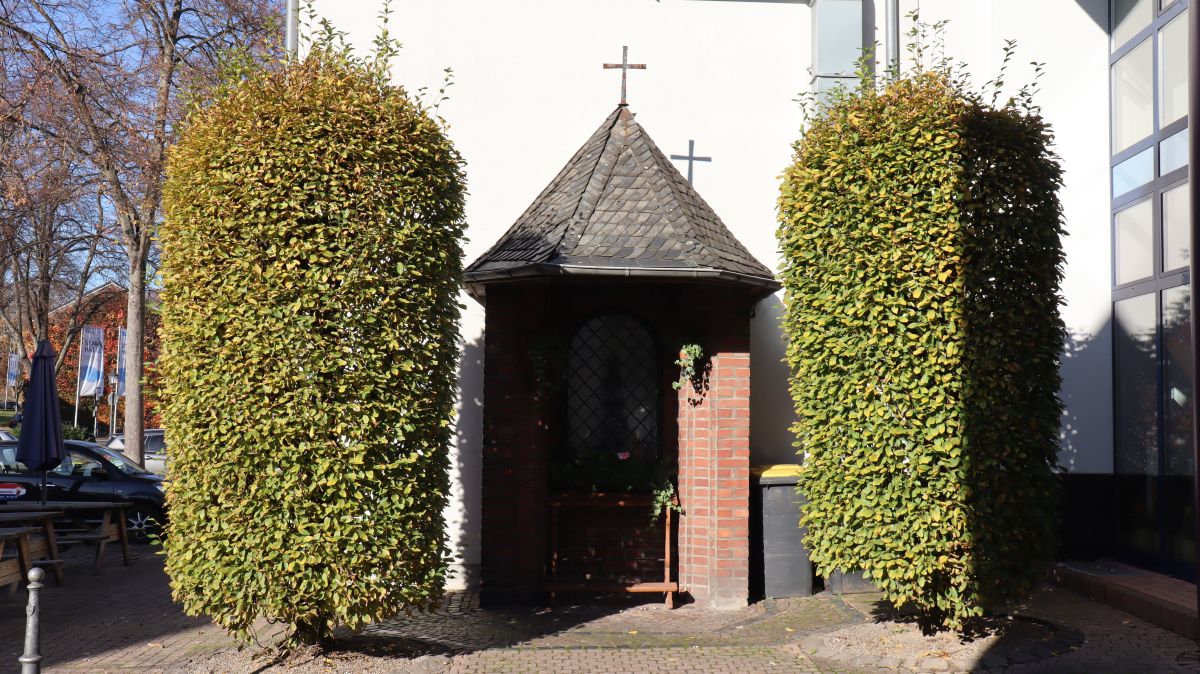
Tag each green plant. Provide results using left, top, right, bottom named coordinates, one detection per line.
left=672, top=344, right=703, bottom=391
left=777, top=40, right=1063, bottom=629
left=158, top=38, right=466, bottom=648
left=649, top=482, right=682, bottom=525
left=61, top=424, right=89, bottom=441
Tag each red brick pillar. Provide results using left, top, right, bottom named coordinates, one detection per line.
left=678, top=351, right=751, bottom=608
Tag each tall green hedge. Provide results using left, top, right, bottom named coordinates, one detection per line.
left=160, top=51, right=466, bottom=645
left=777, top=71, right=1064, bottom=628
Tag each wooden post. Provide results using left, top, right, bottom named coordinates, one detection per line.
left=664, top=500, right=674, bottom=609
left=549, top=503, right=559, bottom=606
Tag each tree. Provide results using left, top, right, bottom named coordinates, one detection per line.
left=0, top=62, right=119, bottom=385
left=160, top=45, right=467, bottom=647
left=777, top=59, right=1064, bottom=629
left=0, top=0, right=280, bottom=463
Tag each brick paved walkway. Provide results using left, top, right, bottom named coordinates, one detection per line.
left=0, top=544, right=241, bottom=674
left=1, top=547, right=1198, bottom=673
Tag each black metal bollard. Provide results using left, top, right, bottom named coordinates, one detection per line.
left=19, top=567, right=43, bottom=674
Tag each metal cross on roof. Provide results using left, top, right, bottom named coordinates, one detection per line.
left=603, top=46, right=646, bottom=106
left=670, top=140, right=712, bottom=186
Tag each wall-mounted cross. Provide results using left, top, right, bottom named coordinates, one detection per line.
left=603, top=46, right=646, bottom=106
left=670, top=140, right=712, bottom=186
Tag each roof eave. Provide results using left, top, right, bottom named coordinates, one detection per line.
left=464, top=263, right=780, bottom=302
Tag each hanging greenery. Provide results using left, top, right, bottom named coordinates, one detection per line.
left=777, top=41, right=1064, bottom=629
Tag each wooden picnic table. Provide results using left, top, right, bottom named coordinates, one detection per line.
left=0, top=501, right=132, bottom=575
left=0, top=526, right=38, bottom=593
left=0, top=510, right=64, bottom=584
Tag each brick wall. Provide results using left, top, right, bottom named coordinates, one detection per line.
left=479, top=286, right=551, bottom=601
left=678, top=348, right=752, bottom=608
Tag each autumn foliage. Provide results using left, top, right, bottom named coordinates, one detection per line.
left=45, top=286, right=161, bottom=428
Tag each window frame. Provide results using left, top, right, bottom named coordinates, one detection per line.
left=1110, top=0, right=1193, bottom=573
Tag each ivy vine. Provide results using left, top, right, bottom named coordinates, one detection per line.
left=673, top=343, right=704, bottom=391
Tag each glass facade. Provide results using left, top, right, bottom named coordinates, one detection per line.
left=1111, top=0, right=1193, bottom=573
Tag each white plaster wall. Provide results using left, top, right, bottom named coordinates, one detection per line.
left=308, top=0, right=1115, bottom=588
left=879, top=0, right=1114, bottom=474
left=311, top=0, right=813, bottom=589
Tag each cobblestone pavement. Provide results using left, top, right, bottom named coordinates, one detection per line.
left=1, top=547, right=1198, bottom=673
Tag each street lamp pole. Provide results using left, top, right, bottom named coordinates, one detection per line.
left=285, top=0, right=299, bottom=59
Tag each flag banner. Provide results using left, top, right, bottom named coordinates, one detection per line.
left=78, top=326, right=105, bottom=398
left=5, top=354, right=17, bottom=388
left=116, top=328, right=127, bottom=398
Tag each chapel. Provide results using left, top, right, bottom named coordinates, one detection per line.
left=465, top=104, right=778, bottom=608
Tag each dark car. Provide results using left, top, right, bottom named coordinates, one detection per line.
left=0, top=439, right=165, bottom=541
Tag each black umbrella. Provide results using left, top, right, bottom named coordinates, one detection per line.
left=15, top=341, right=65, bottom=505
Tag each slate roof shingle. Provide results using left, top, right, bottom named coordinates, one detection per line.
left=465, top=106, right=779, bottom=297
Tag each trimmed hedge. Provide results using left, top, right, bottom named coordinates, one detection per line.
left=159, top=51, right=466, bottom=645
left=777, top=71, right=1064, bottom=628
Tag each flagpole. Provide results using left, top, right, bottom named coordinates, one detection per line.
left=74, top=337, right=83, bottom=428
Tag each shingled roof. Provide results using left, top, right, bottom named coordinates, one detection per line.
left=465, top=106, right=779, bottom=298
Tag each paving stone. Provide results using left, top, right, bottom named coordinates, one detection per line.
left=2, top=552, right=1198, bottom=674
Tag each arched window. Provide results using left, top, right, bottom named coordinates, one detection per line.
left=566, top=314, right=659, bottom=460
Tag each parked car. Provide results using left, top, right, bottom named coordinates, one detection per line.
left=106, top=429, right=167, bottom=475
left=0, top=439, right=166, bottom=541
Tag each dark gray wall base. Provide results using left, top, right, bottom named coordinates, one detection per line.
left=826, top=569, right=877, bottom=595
left=1058, top=473, right=1116, bottom=559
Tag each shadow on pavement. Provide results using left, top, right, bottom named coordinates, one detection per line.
left=0, top=543, right=232, bottom=673
left=330, top=592, right=665, bottom=657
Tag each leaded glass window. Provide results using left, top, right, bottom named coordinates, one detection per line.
left=566, top=314, right=659, bottom=460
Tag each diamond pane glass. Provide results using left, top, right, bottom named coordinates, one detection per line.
left=566, top=315, right=659, bottom=459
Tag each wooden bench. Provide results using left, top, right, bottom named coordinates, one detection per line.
left=0, top=510, right=64, bottom=584
left=2, top=502, right=131, bottom=576
left=0, top=527, right=38, bottom=594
